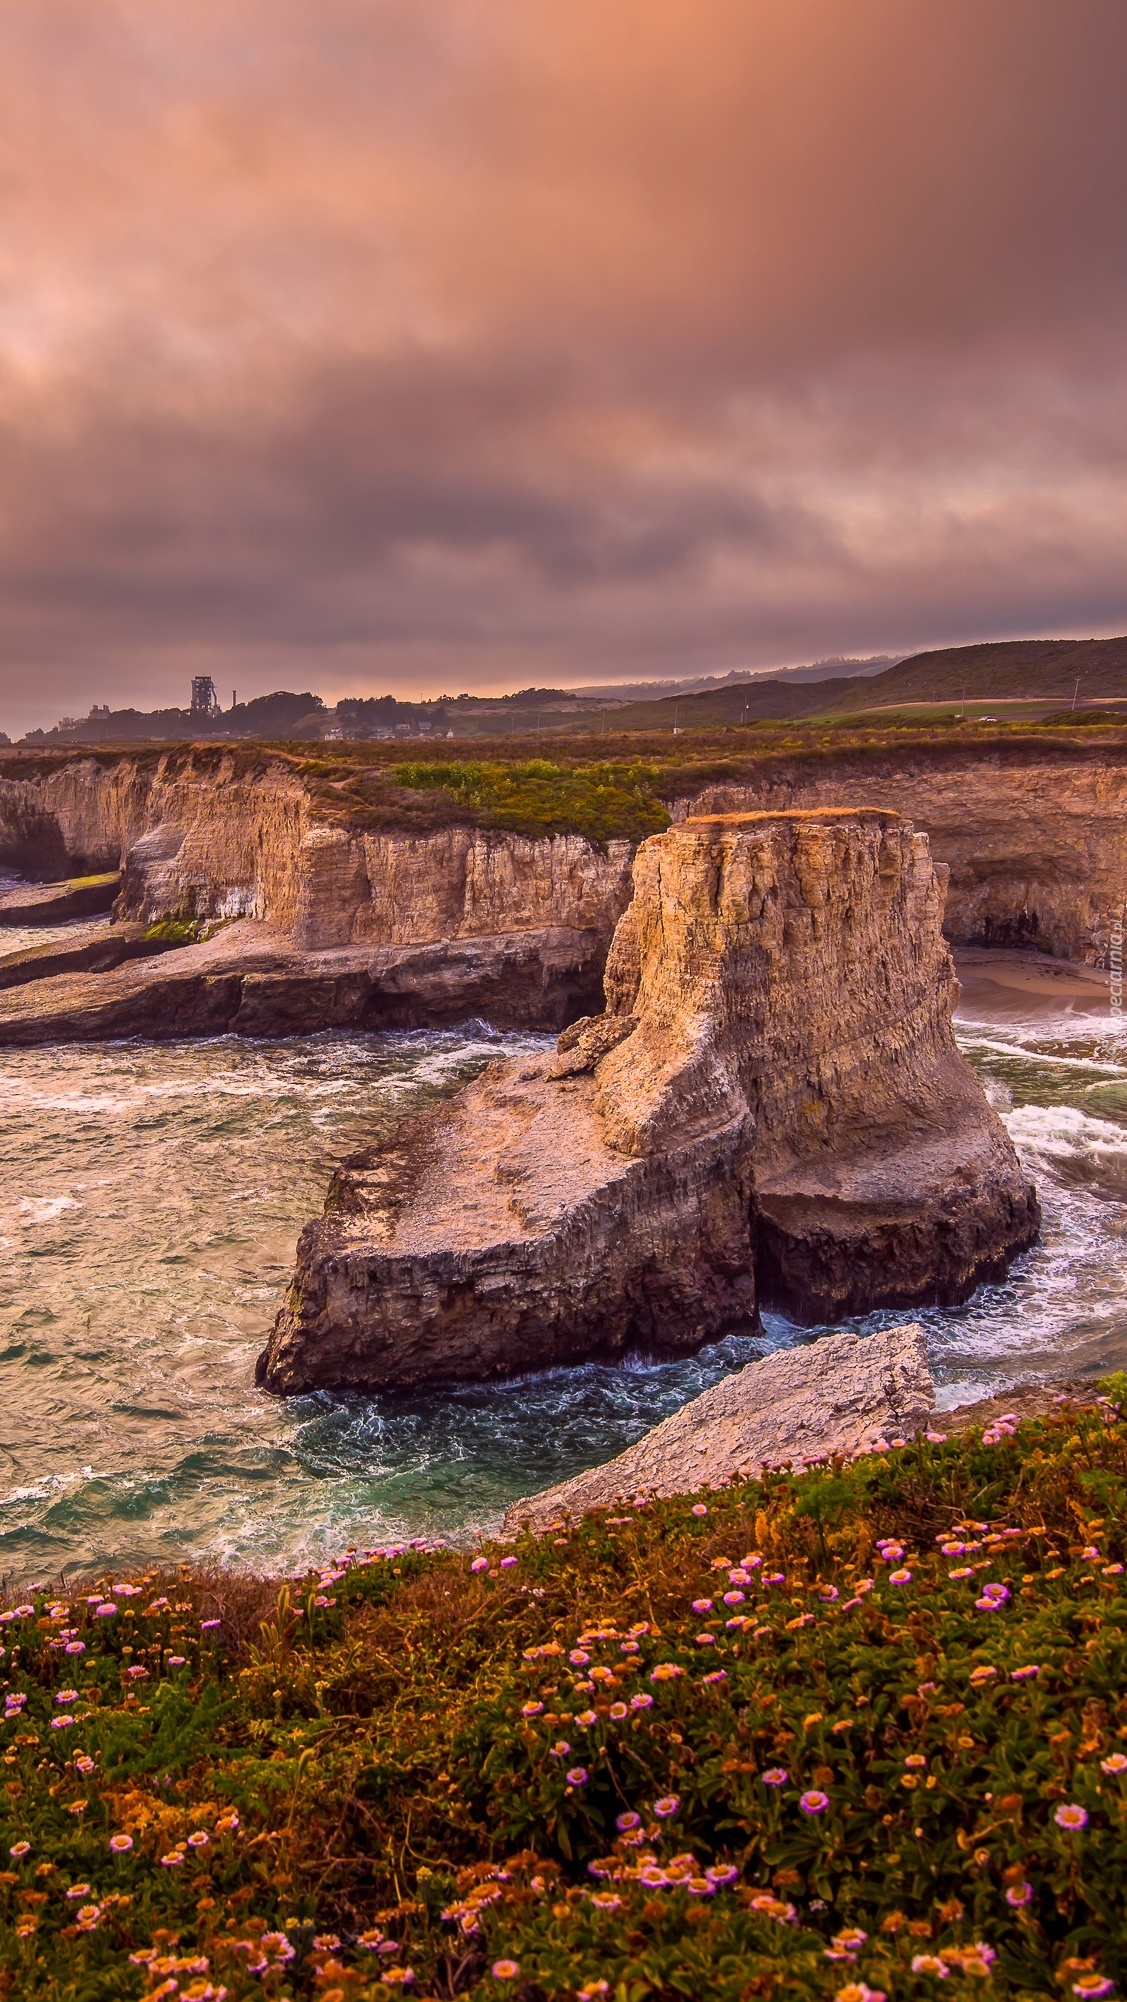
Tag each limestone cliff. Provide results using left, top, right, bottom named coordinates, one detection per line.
left=257, top=809, right=1038, bottom=1395
left=677, top=743, right=1127, bottom=961
left=6, top=741, right=1127, bottom=973
left=0, top=753, right=633, bottom=954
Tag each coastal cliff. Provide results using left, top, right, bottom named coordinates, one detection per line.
left=0, top=751, right=634, bottom=951
left=677, top=743, right=1127, bottom=960
left=257, top=808, right=1038, bottom=1394
left=4, top=740, right=1127, bottom=972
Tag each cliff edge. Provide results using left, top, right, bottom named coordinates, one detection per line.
left=257, top=809, right=1039, bottom=1394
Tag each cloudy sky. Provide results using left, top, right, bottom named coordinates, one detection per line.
left=1, top=0, right=1126, bottom=735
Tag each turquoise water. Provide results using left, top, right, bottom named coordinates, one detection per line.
left=1, top=965, right=1126, bottom=1583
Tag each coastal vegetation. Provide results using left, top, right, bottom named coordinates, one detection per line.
left=2, top=1396, right=1126, bottom=2000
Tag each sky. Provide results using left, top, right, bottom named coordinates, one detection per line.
left=2, top=0, right=1127, bottom=737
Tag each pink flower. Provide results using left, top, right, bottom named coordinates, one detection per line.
left=629, top=1692, right=653, bottom=1710
left=521, top=1701, right=543, bottom=1717
left=50, top=1716, right=75, bottom=1730
left=492, top=1959, right=520, bottom=1979
left=64, top=1641, right=85, bottom=1655
left=1071, top=1977, right=1114, bottom=1998
left=570, top=1649, right=590, bottom=1665
left=1101, top=1753, right=1127, bottom=1774
left=692, top=1598, right=713, bottom=1614
left=470, top=1557, right=489, bottom=1573
left=609, top=1701, right=628, bottom=1720
left=911, top=1955, right=950, bottom=1977
left=723, top=1590, right=745, bottom=1606
left=187, top=1830, right=210, bottom=1848
left=888, top=1569, right=912, bottom=1586
left=800, top=1790, right=830, bottom=1814
left=161, top=1850, right=185, bottom=1867
left=1011, top=1664, right=1040, bottom=1681
left=650, top=1662, right=683, bottom=1682
left=1005, top=1881, right=1033, bottom=1907
left=200, top=1619, right=221, bottom=1631
left=706, top=1864, right=739, bottom=1886
left=616, top=1811, right=641, bottom=1831
left=55, top=1690, right=78, bottom=1705
left=702, top=1669, right=727, bottom=1684
left=549, top=1740, right=571, bottom=1758
left=691, top=1504, right=708, bottom=1517
left=695, top=1632, right=716, bottom=1646
left=499, top=1556, right=518, bottom=1569
left=653, top=1794, right=681, bottom=1818
left=566, top=1766, right=589, bottom=1786
left=762, top=1768, right=788, bottom=1787
left=1055, top=1803, right=1089, bottom=1831
left=95, top=1603, right=117, bottom=1618
left=109, top=1833, right=133, bottom=1853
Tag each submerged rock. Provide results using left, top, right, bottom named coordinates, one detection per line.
left=502, top=1320, right=934, bottom=1531
left=258, top=808, right=1039, bottom=1395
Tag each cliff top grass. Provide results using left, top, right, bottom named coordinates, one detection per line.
left=3, top=1394, right=1127, bottom=2002
left=6, top=714, right=1127, bottom=848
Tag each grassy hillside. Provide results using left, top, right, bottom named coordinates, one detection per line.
left=829, top=639, right=1127, bottom=713
left=541, top=639, right=1127, bottom=736
left=2, top=1393, right=1127, bottom=2000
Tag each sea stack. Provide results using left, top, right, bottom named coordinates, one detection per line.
left=257, top=809, right=1039, bottom=1394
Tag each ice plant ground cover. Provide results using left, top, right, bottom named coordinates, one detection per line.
left=2, top=1399, right=1127, bottom=1999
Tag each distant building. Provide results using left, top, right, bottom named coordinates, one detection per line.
left=189, top=676, right=221, bottom=720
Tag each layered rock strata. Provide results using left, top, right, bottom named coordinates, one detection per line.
left=502, top=1321, right=933, bottom=1531
left=258, top=809, right=1038, bottom=1395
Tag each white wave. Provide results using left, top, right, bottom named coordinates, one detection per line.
left=1003, top=1102, right=1127, bottom=1160
left=957, top=1027, right=1127, bottom=1075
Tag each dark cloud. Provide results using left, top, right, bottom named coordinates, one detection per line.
left=1, top=0, right=1127, bottom=733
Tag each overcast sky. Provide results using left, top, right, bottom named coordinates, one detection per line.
left=1, top=0, right=1127, bottom=736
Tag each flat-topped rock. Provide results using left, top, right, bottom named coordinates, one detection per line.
left=258, top=808, right=1038, bottom=1395
left=502, top=1321, right=934, bottom=1531
left=0, top=872, right=120, bottom=925
left=0, top=920, right=603, bottom=1044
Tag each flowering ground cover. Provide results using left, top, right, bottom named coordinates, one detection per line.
left=2, top=1393, right=1127, bottom=2002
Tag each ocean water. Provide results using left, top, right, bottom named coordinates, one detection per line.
left=1, top=940, right=1125, bottom=1583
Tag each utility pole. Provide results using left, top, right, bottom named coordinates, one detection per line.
left=1072, top=675, right=1082, bottom=711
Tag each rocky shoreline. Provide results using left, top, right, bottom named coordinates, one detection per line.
left=501, top=1329, right=1099, bottom=1533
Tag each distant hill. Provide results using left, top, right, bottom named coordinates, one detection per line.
left=829, top=636, right=1127, bottom=711
left=553, top=636, right=1127, bottom=734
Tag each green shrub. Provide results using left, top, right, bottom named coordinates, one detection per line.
left=142, top=918, right=202, bottom=945
left=390, top=760, right=671, bottom=845
left=2, top=1402, right=1127, bottom=1998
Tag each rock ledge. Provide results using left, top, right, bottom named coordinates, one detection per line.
left=502, top=1321, right=933, bottom=1532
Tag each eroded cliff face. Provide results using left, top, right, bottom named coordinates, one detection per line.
left=289, top=825, right=633, bottom=950
left=677, top=746, right=1127, bottom=961
left=0, top=755, right=633, bottom=951
left=258, top=809, right=1038, bottom=1395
